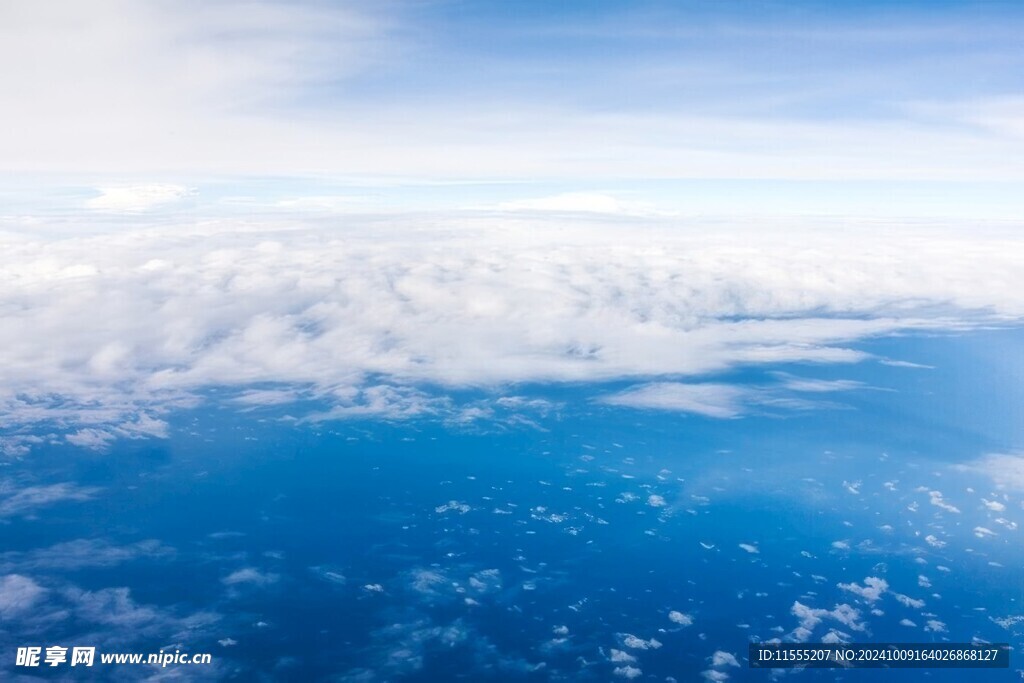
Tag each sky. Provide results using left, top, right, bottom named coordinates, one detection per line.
left=1, top=0, right=1023, bottom=216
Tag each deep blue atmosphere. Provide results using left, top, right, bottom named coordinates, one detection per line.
left=4, top=328, right=1022, bottom=681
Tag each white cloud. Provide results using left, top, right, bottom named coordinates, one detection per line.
left=957, top=454, right=1024, bottom=491
left=668, top=610, right=693, bottom=626
left=1, top=215, right=1023, bottom=438
left=65, top=428, right=117, bottom=450
left=434, top=501, right=471, bottom=515
left=0, top=574, right=46, bottom=617
left=791, top=601, right=867, bottom=639
left=893, top=593, right=925, bottom=609
left=879, top=359, right=934, bottom=369
left=86, top=184, right=192, bottom=212
left=613, top=665, right=643, bottom=679
left=0, top=538, right=173, bottom=573
left=66, top=414, right=169, bottom=450
left=231, top=388, right=303, bottom=406
left=928, top=490, right=961, bottom=514
left=838, top=576, right=888, bottom=602
left=619, top=634, right=662, bottom=650
left=67, top=586, right=161, bottom=627
left=0, top=482, right=99, bottom=518
left=821, top=629, right=850, bottom=644
left=774, top=375, right=866, bottom=393
left=496, top=192, right=650, bottom=215
left=601, top=383, right=744, bottom=418
left=710, top=651, right=740, bottom=667
left=409, top=569, right=447, bottom=596
left=222, top=568, right=279, bottom=587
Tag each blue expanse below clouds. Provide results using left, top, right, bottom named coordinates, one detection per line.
left=2, top=327, right=1023, bottom=681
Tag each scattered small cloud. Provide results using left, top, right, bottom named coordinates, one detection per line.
left=222, top=568, right=280, bottom=587
left=838, top=576, right=888, bottom=602
left=619, top=633, right=662, bottom=650
left=669, top=610, right=694, bottom=626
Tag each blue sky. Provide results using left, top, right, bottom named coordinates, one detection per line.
left=1, top=0, right=1023, bottom=216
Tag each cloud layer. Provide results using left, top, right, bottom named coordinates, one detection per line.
left=2, top=212, right=1023, bottom=441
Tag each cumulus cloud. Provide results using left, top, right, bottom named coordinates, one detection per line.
left=711, top=651, right=740, bottom=667
left=791, top=601, right=867, bottom=640
left=613, top=665, right=643, bottom=679
left=893, top=593, right=925, bottom=609
left=66, top=414, right=169, bottom=450
left=619, top=633, right=662, bottom=650
left=668, top=610, right=694, bottom=626
left=1, top=215, right=1023, bottom=440
left=838, top=576, right=888, bottom=602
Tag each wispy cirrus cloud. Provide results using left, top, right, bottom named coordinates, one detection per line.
left=0, top=482, right=100, bottom=518
left=600, top=383, right=745, bottom=419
